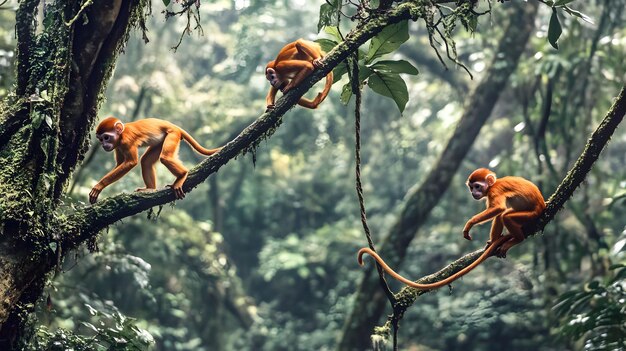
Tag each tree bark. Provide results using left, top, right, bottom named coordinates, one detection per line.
left=337, top=3, right=539, bottom=350
left=0, top=0, right=530, bottom=348
left=0, top=0, right=149, bottom=346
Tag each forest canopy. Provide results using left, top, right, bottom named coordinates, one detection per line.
left=0, top=0, right=624, bottom=350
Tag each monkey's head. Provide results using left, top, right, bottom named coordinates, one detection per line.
left=95, top=116, right=125, bottom=152
left=467, top=168, right=496, bottom=200
left=265, top=65, right=286, bottom=91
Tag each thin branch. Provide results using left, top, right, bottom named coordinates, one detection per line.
left=60, top=0, right=450, bottom=248
left=375, top=85, right=626, bottom=341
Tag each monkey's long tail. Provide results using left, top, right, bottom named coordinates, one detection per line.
left=298, top=71, right=334, bottom=109
left=181, top=130, right=222, bottom=156
left=319, top=71, right=333, bottom=104
left=357, top=235, right=512, bottom=290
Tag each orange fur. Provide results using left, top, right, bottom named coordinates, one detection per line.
left=265, top=39, right=333, bottom=110
left=357, top=168, right=546, bottom=290
left=89, top=117, right=221, bottom=203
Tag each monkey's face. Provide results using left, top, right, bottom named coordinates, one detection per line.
left=468, top=181, right=488, bottom=200
left=96, top=132, right=118, bottom=152
left=266, top=67, right=284, bottom=91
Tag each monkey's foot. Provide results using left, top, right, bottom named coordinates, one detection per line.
left=313, top=58, right=322, bottom=68
left=166, top=185, right=186, bottom=199
left=494, top=247, right=508, bottom=258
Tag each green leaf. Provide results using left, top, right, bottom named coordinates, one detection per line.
left=44, top=115, right=53, bottom=128
left=365, top=20, right=409, bottom=63
left=318, top=0, right=340, bottom=32
left=370, top=60, right=419, bottom=75
left=548, top=8, right=562, bottom=49
left=323, top=26, right=342, bottom=42
left=162, top=0, right=170, bottom=6
left=358, top=65, right=374, bottom=83
left=333, top=61, right=350, bottom=82
left=367, top=71, right=409, bottom=113
left=316, top=38, right=337, bottom=54
left=562, top=6, right=594, bottom=24
left=468, top=15, right=478, bottom=32
left=340, top=83, right=352, bottom=105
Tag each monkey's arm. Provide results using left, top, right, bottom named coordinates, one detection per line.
left=277, top=60, right=315, bottom=92
left=89, top=149, right=138, bottom=204
left=463, top=206, right=505, bottom=240
left=266, top=86, right=278, bottom=109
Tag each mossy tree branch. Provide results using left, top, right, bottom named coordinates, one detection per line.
left=373, top=85, right=626, bottom=342
left=59, top=0, right=473, bottom=249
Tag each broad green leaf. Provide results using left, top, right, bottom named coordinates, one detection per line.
left=562, top=6, right=594, bottom=24
left=370, top=60, right=418, bottom=75
left=358, top=65, right=374, bottom=83
left=548, top=8, right=562, bottom=49
left=333, top=61, right=350, bottom=82
left=316, top=38, right=337, bottom=54
left=318, top=0, right=340, bottom=32
left=323, top=26, right=342, bottom=42
left=340, top=65, right=372, bottom=104
left=365, top=20, right=409, bottom=63
left=162, top=0, right=170, bottom=6
left=367, top=71, right=409, bottom=113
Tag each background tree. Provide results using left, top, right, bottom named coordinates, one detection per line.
left=0, top=0, right=624, bottom=350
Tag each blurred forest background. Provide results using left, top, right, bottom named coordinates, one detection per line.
left=0, top=0, right=625, bottom=350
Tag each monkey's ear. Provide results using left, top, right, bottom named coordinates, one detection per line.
left=114, top=121, right=125, bottom=134
left=486, top=173, right=496, bottom=186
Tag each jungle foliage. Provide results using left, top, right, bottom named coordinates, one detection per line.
left=0, top=0, right=624, bottom=350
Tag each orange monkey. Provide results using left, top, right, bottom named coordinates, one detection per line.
left=89, top=117, right=222, bottom=204
left=358, top=168, right=545, bottom=290
left=265, top=39, right=333, bottom=110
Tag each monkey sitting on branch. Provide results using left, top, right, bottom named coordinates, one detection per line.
left=358, top=168, right=546, bottom=290
left=264, top=39, right=333, bottom=110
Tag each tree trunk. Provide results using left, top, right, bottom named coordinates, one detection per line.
left=0, top=0, right=148, bottom=347
left=337, top=3, right=539, bottom=350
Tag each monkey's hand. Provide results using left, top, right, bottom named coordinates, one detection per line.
left=282, top=84, right=293, bottom=93
left=167, top=184, right=186, bottom=200
left=89, top=184, right=104, bottom=204
left=463, top=224, right=473, bottom=240
left=312, top=58, right=323, bottom=69
left=265, top=104, right=275, bottom=112
left=463, top=230, right=472, bottom=241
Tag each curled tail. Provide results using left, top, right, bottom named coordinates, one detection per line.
left=181, top=130, right=222, bottom=156
left=298, top=71, right=334, bottom=109
left=357, top=235, right=511, bottom=290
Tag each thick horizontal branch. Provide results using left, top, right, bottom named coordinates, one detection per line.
left=377, top=85, right=626, bottom=336
left=59, top=0, right=446, bottom=249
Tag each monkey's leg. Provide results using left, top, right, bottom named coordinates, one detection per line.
left=295, top=39, right=322, bottom=61
left=486, top=214, right=504, bottom=249
left=137, top=144, right=163, bottom=192
left=276, top=60, right=314, bottom=92
left=266, top=86, right=279, bottom=109
left=499, top=210, right=537, bottom=257
left=159, top=133, right=188, bottom=199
